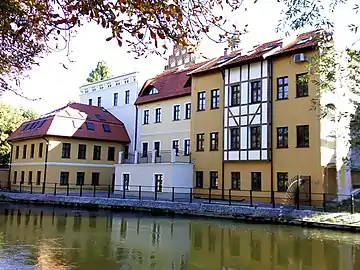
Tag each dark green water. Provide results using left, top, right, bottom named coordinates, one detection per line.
left=0, top=204, right=359, bottom=269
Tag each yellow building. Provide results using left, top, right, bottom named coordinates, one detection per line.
left=189, top=30, right=354, bottom=203
left=7, top=103, right=130, bottom=191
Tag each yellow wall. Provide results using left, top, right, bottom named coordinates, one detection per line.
left=139, top=96, right=191, bottom=151
left=272, top=51, right=323, bottom=194
left=191, top=72, right=223, bottom=193
left=10, top=136, right=125, bottom=188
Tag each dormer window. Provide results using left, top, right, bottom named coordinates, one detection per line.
left=261, top=44, right=277, bottom=52
left=296, top=37, right=312, bottom=45
left=95, top=114, right=105, bottom=121
left=145, top=86, right=159, bottom=95
left=86, top=122, right=94, bottom=130
left=102, top=124, right=111, bottom=133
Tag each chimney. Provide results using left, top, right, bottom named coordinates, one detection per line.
left=224, top=48, right=228, bottom=57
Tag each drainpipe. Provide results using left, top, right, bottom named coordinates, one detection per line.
left=43, top=137, right=49, bottom=184
left=134, top=105, right=139, bottom=152
left=221, top=70, right=225, bottom=200
left=7, top=142, right=13, bottom=186
left=269, top=60, right=275, bottom=204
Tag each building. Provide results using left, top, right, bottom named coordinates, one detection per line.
left=7, top=103, right=130, bottom=191
left=189, top=30, right=357, bottom=203
left=79, top=72, right=139, bottom=152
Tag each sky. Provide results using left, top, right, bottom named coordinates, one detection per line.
left=1, top=0, right=358, bottom=115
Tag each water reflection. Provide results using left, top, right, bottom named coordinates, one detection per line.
left=0, top=204, right=359, bottom=269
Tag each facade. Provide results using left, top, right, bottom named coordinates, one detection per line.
left=79, top=72, right=139, bottom=152
left=7, top=103, right=130, bottom=191
left=189, top=30, right=356, bottom=203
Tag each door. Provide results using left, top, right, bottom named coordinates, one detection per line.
left=172, top=140, right=179, bottom=156
left=154, top=174, right=163, bottom=192
left=123, top=174, right=130, bottom=191
left=154, top=142, right=160, bottom=157
left=142, top=142, right=148, bottom=157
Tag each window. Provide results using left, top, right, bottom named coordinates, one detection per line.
left=250, top=126, right=261, bottom=150
left=184, top=139, right=190, bottom=156
left=38, top=143, right=43, bottom=158
left=297, top=125, right=309, bottom=147
left=154, top=142, right=160, bottom=157
left=149, top=87, right=159, bottom=95
left=60, top=172, right=69, bottom=186
left=196, top=133, right=205, bottom=151
left=124, top=145, right=129, bottom=159
left=108, top=146, right=115, bottom=161
left=296, top=73, right=309, bottom=97
left=86, top=122, right=94, bottom=130
left=277, top=127, right=288, bottom=148
left=125, top=90, right=130, bottom=104
left=88, top=99, right=92, bottom=105
left=62, top=143, right=71, bottom=158
left=15, top=146, right=19, bottom=159
left=197, top=91, right=206, bottom=111
left=196, top=171, right=203, bottom=188
left=113, top=93, right=118, bottom=106
left=231, top=172, right=240, bottom=190
left=13, top=171, right=17, bottom=184
left=36, top=171, right=41, bottom=185
left=22, top=145, right=27, bottom=159
left=210, top=171, right=218, bottom=189
left=211, top=89, right=220, bottom=109
left=78, top=144, right=86, bottom=159
left=143, top=110, right=149, bottom=124
left=230, top=85, right=240, bottom=106
left=102, top=124, right=111, bottom=132
left=230, top=128, right=240, bottom=150
left=250, top=81, right=261, bottom=103
left=97, top=96, right=101, bottom=106
left=93, top=145, right=101, bottom=160
left=28, top=171, right=33, bottom=184
left=277, top=172, right=288, bottom=192
left=123, top=174, right=130, bottom=190
left=172, top=140, right=180, bottom=154
left=155, top=108, right=161, bottom=123
left=251, top=172, right=261, bottom=191
left=95, top=114, right=105, bottom=121
left=142, top=142, right=148, bottom=157
left=210, top=132, right=219, bottom=151
left=30, top=144, right=35, bottom=158
left=173, top=105, right=180, bottom=121
left=185, top=103, right=191, bottom=119
left=92, top=172, right=100, bottom=186
left=76, top=172, right=85, bottom=186
left=277, top=77, right=288, bottom=100
left=20, top=171, right=25, bottom=184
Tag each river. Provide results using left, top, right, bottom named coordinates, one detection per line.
left=0, top=203, right=359, bottom=269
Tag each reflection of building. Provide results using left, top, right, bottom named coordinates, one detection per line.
left=7, top=103, right=130, bottom=189
left=79, top=72, right=139, bottom=152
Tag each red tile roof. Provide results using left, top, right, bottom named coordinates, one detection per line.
left=7, top=103, right=130, bottom=143
left=135, top=61, right=211, bottom=105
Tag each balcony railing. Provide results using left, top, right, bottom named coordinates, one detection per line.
left=119, top=149, right=191, bottom=164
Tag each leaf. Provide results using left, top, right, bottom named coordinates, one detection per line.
left=105, top=36, right=113, bottom=41
left=150, top=29, right=156, bottom=39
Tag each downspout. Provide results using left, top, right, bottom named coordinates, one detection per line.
left=43, top=137, right=49, bottom=184
left=7, top=142, right=13, bottom=186
left=221, top=70, right=225, bottom=200
left=269, top=59, right=275, bottom=204
left=134, top=105, right=139, bottom=152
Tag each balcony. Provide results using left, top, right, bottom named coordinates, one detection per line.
left=119, top=149, right=191, bottom=164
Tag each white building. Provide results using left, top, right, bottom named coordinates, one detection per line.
left=79, top=72, right=139, bottom=152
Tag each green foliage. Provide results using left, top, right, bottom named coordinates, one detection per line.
left=86, top=61, right=111, bottom=83
left=0, top=103, right=37, bottom=166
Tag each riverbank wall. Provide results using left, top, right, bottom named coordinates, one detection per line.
left=1, top=192, right=360, bottom=232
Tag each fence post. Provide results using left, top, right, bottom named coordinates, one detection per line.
left=66, top=184, right=69, bottom=196
left=42, top=182, right=45, bottom=194
left=172, top=187, right=175, bottom=202
left=80, top=184, right=83, bottom=197
left=139, top=186, right=142, bottom=200
left=54, top=183, right=57, bottom=195
left=351, top=194, right=355, bottom=214
left=108, top=185, right=111, bottom=198
left=296, top=175, right=300, bottom=210
left=323, top=193, right=326, bottom=212
left=93, top=185, right=96, bottom=197
left=229, top=189, right=231, bottom=206
left=190, top=188, right=193, bottom=203
left=155, top=186, right=158, bottom=201
left=208, top=188, right=212, bottom=204
left=272, top=190, right=275, bottom=208
left=30, top=182, right=33, bottom=194
left=250, top=190, right=253, bottom=207
left=19, top=182, right=22, bottom=193
left=122, top=185, right=126, bottom=199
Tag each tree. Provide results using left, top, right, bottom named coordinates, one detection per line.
left=86, top=61, right=111, bottom=83
left=0, top=0, right=245, bottom=97
left=0, top=103, right=38, bottom=166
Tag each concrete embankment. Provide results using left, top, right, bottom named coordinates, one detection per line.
left=1, top=192, right=360, bottom=232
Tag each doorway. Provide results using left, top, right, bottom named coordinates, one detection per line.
left=154, top=174, right=163, bottom=192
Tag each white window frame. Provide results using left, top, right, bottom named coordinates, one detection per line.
left=172, top=104, right=181, bottom=121
left=143, top=109, right=150, bottom=124
left=184, top=102, right=191, bottom=119
left=183, top=138, right=190, bottom=156
left=154, top=107, right=162, bottom=123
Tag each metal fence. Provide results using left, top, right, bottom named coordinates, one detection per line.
left=1, top=181, right=359, bottom=214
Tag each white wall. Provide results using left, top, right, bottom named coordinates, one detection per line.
left=79, top=72, right=139, bottom=151
left=114, top=163, right=193, bottom=193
